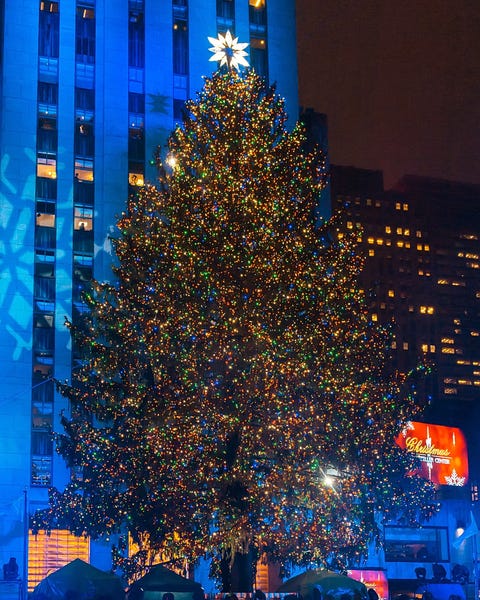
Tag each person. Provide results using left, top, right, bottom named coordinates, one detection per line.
left=3, top=557, right=18, bottom=581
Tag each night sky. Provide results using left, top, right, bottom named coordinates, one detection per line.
left=295, top=1, right=480, bottom=189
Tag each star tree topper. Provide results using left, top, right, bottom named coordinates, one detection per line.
left=208, top=30, right=249, bottom=71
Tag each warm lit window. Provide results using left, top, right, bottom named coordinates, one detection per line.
left=403, top=342, right=409, bottom=350
left=129, top=171, right=145, bottom=186
left=367, top=237, right=374, bottom=244
left=371, top=313, right=378, bottom=322
left=347, top=221, right=353, bottom=229
left=397, top=240, right=404, bottom=248
left=403, top=203, right=408, bottom=211
left=421, top=344, right=428, bottom=353
left=395, top=202, right=401, bottom=210
left=37, top=158, right=57, bottom=179
left=367, top=199, right=372, bottom=206
left=385, top=226, right=391, bottom=233
left=369, top=249, right=375, bottom=256
left=36, top=213, right=55, bottom=227
left=74, top=206, right=93, bottom=231
left=419, top=306, right=434, bottom=314
left=404, top=229, right=410, bottom=236
left=441, top=338, right=454, bottom=344
left=75, top=159, right=94, bottom=181
left=442, top=347, right=455, bottom=354
left=424, top=244, right=430, bottom=251
left=396, top=227, right=402, bottom=235
left=388, top=290, right=394, bottom=297
left=28, top=530, right=89, bottom=591
left=444, top=388, right=457, bottom=394
left=376, top=238, right=383, bottom=245
left=249, top=0, right=266, bottom=7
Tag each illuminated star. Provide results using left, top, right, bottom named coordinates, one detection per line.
left=208, top=31, right=249, bottom=71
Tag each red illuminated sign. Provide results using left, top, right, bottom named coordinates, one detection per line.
left=348, top=570, right=388, bottom=600
left=396, top=421, right=468, bottom=486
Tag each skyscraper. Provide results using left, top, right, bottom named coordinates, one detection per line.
left=0, top=0, right=298, bottom=588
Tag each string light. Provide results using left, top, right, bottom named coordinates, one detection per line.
left=32, top=69, right=438, bottom=583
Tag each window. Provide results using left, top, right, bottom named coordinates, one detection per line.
left=129, top=127, right=145, bottom=162
left=38, top=82, right=58, bottom=115
left=75, top=159, right=94, bottom=181
left=217, top=0, right=234, bottom=20
left=31, top=456, right=52, bottom=487
left=129, top=11, right=145, bottom=68
left=249, top=0, right=267, bottom=27
left=129, top=92, right=145, bottom=114
left=28, top=530, right=89, bottom=591
left=74, top=206, right=93, bottom=231
left=173, top=19, right=188, bottom=75
left=75, top=87, right=95, bottom=122
left=75, top=123, right=94, bottom=157
left=250, top=37, right=268, bottom=78
left=39, top=3, right=59, bottom=58
left=76, top=6, right=95, bottom=64
left=37, top=157, right=56, bottom=179
left=384, top=526, right=449, bottom=563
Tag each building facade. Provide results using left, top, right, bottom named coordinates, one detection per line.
left=331, top=166, right=480, bottom=597
left=0, top=0, right=298, bottom=589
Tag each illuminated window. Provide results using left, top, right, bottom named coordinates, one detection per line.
left=368, top=249, right=375, bottom=257
left=36, top=213, right=55, bottom=227
left=430, top=345, right=436, bottom=352
left=442, top=347, right=455, bottom=354
left=403, top=203, right=408, bottom=211
left=403, top=342, right=409, bottom=350
left=386, top=239, right=392, bottom=246
left=471, top=331, right=480, bottom=337
left=375, top=200, right=381, bottom=207
left=395, top=202, right=401, bottom=210
left=458, top=380, right=472, bottom=386
left=371, top=313, right=378, bottom=322
left=408, top=305, right=414, bottom=312
left=391, top=341, right=397, bottom=349
left=385, top=226, right=391, bottom=233
left=367, top=237, right=374, bottom=244
left=441, top=338, right=454, bottom=344
left=28, top=530, right=89, bottom=591
left=347, top=221, right=353, bottom=229
left=75, top=159, right=94, bottom=181
left=397, top=240, right=404, bottom=248
left=367, top=199, right=372, bottom=206
left=421, top=344, right=428, bottom=353
left=250, top=0, right=266, bottom=7
left=380, top=302, right=386, bottom=309
left=404, top=229, right=410, bottom=236
left=129, top=171, right=145, bottom=186
left=37, top=158, right=57, bottom=179
left=424, top=244, right=430, bottom=251
left=417, top=244, right=423, bottom=251
left=376, top=238, right=384, bottom=245
left=419, top=306, right=434, bottom=314
left=74, top=206, right=93, bottom=231
left=444, top=388, right=458, bottom=394
left=396, top=227, right=402, bottom=235
left=416, top=231, right=422, bottom=238
left=388, top=290, right=394, bottom=297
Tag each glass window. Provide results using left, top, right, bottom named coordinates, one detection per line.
left=39, top=3, right=60, bottom=58
left=217, top=0, right=234, bottom=20
left=31, top=456, right=52, bottom=487
left=249, top=0, right=267, bottom=26
left=250, top=37, right=268, bottom=78
left=74, top=206, right=93, bottom=231
left=173, top=19, right=188, bottom=75
left=129, top=11, right=145, bottom=68
left=76, top=6, right=95, bottom=64
left=129, top=127, right=145, bottom=162
left=28, top=530, right=89, bottom=592
left=75, top=123, right=94, bottom=157
left=75, top=159, right=94, bottom=181
left=384, top=526, right=449, bottom=563
left=129, top=92, right=145, bottom=114
left=37, top=157, right=57, bottom=179
left=36, top=178, right=57, bottom=201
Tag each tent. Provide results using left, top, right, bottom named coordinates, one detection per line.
left=31, top=558, right=125, bottom=600
left=277, top=569, right=368, bottom=600
left=127, top=564, right=204, bottom=600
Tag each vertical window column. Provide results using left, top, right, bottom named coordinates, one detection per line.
left=128, top=1, right=145, bottom=187
left=249, top=0, right=268, bottom=80
left=73, top=1, right=96, bottom=371
left=31, top=2, right=60, bottom=488
left=172, top=0, right=189, bottom=121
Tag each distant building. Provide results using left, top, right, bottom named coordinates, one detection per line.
left=0, top=0, right=298, bottom=590
left=332, top=165, right=480, bottom=595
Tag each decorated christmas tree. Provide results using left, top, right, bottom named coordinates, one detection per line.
left=33, top=33, right=437, bottom=589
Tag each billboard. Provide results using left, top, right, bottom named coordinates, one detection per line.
left=396, top=421, right=468, bottom=486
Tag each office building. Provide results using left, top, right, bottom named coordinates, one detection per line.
left=332, top=166, right=480, bottom=595
left=0, top=0, right=298, bottom=589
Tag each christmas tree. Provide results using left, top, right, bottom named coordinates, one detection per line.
left=33, top=33, right=437, bottom=588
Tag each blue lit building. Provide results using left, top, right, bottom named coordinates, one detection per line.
left=0, top=0, right=298, bottom=589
